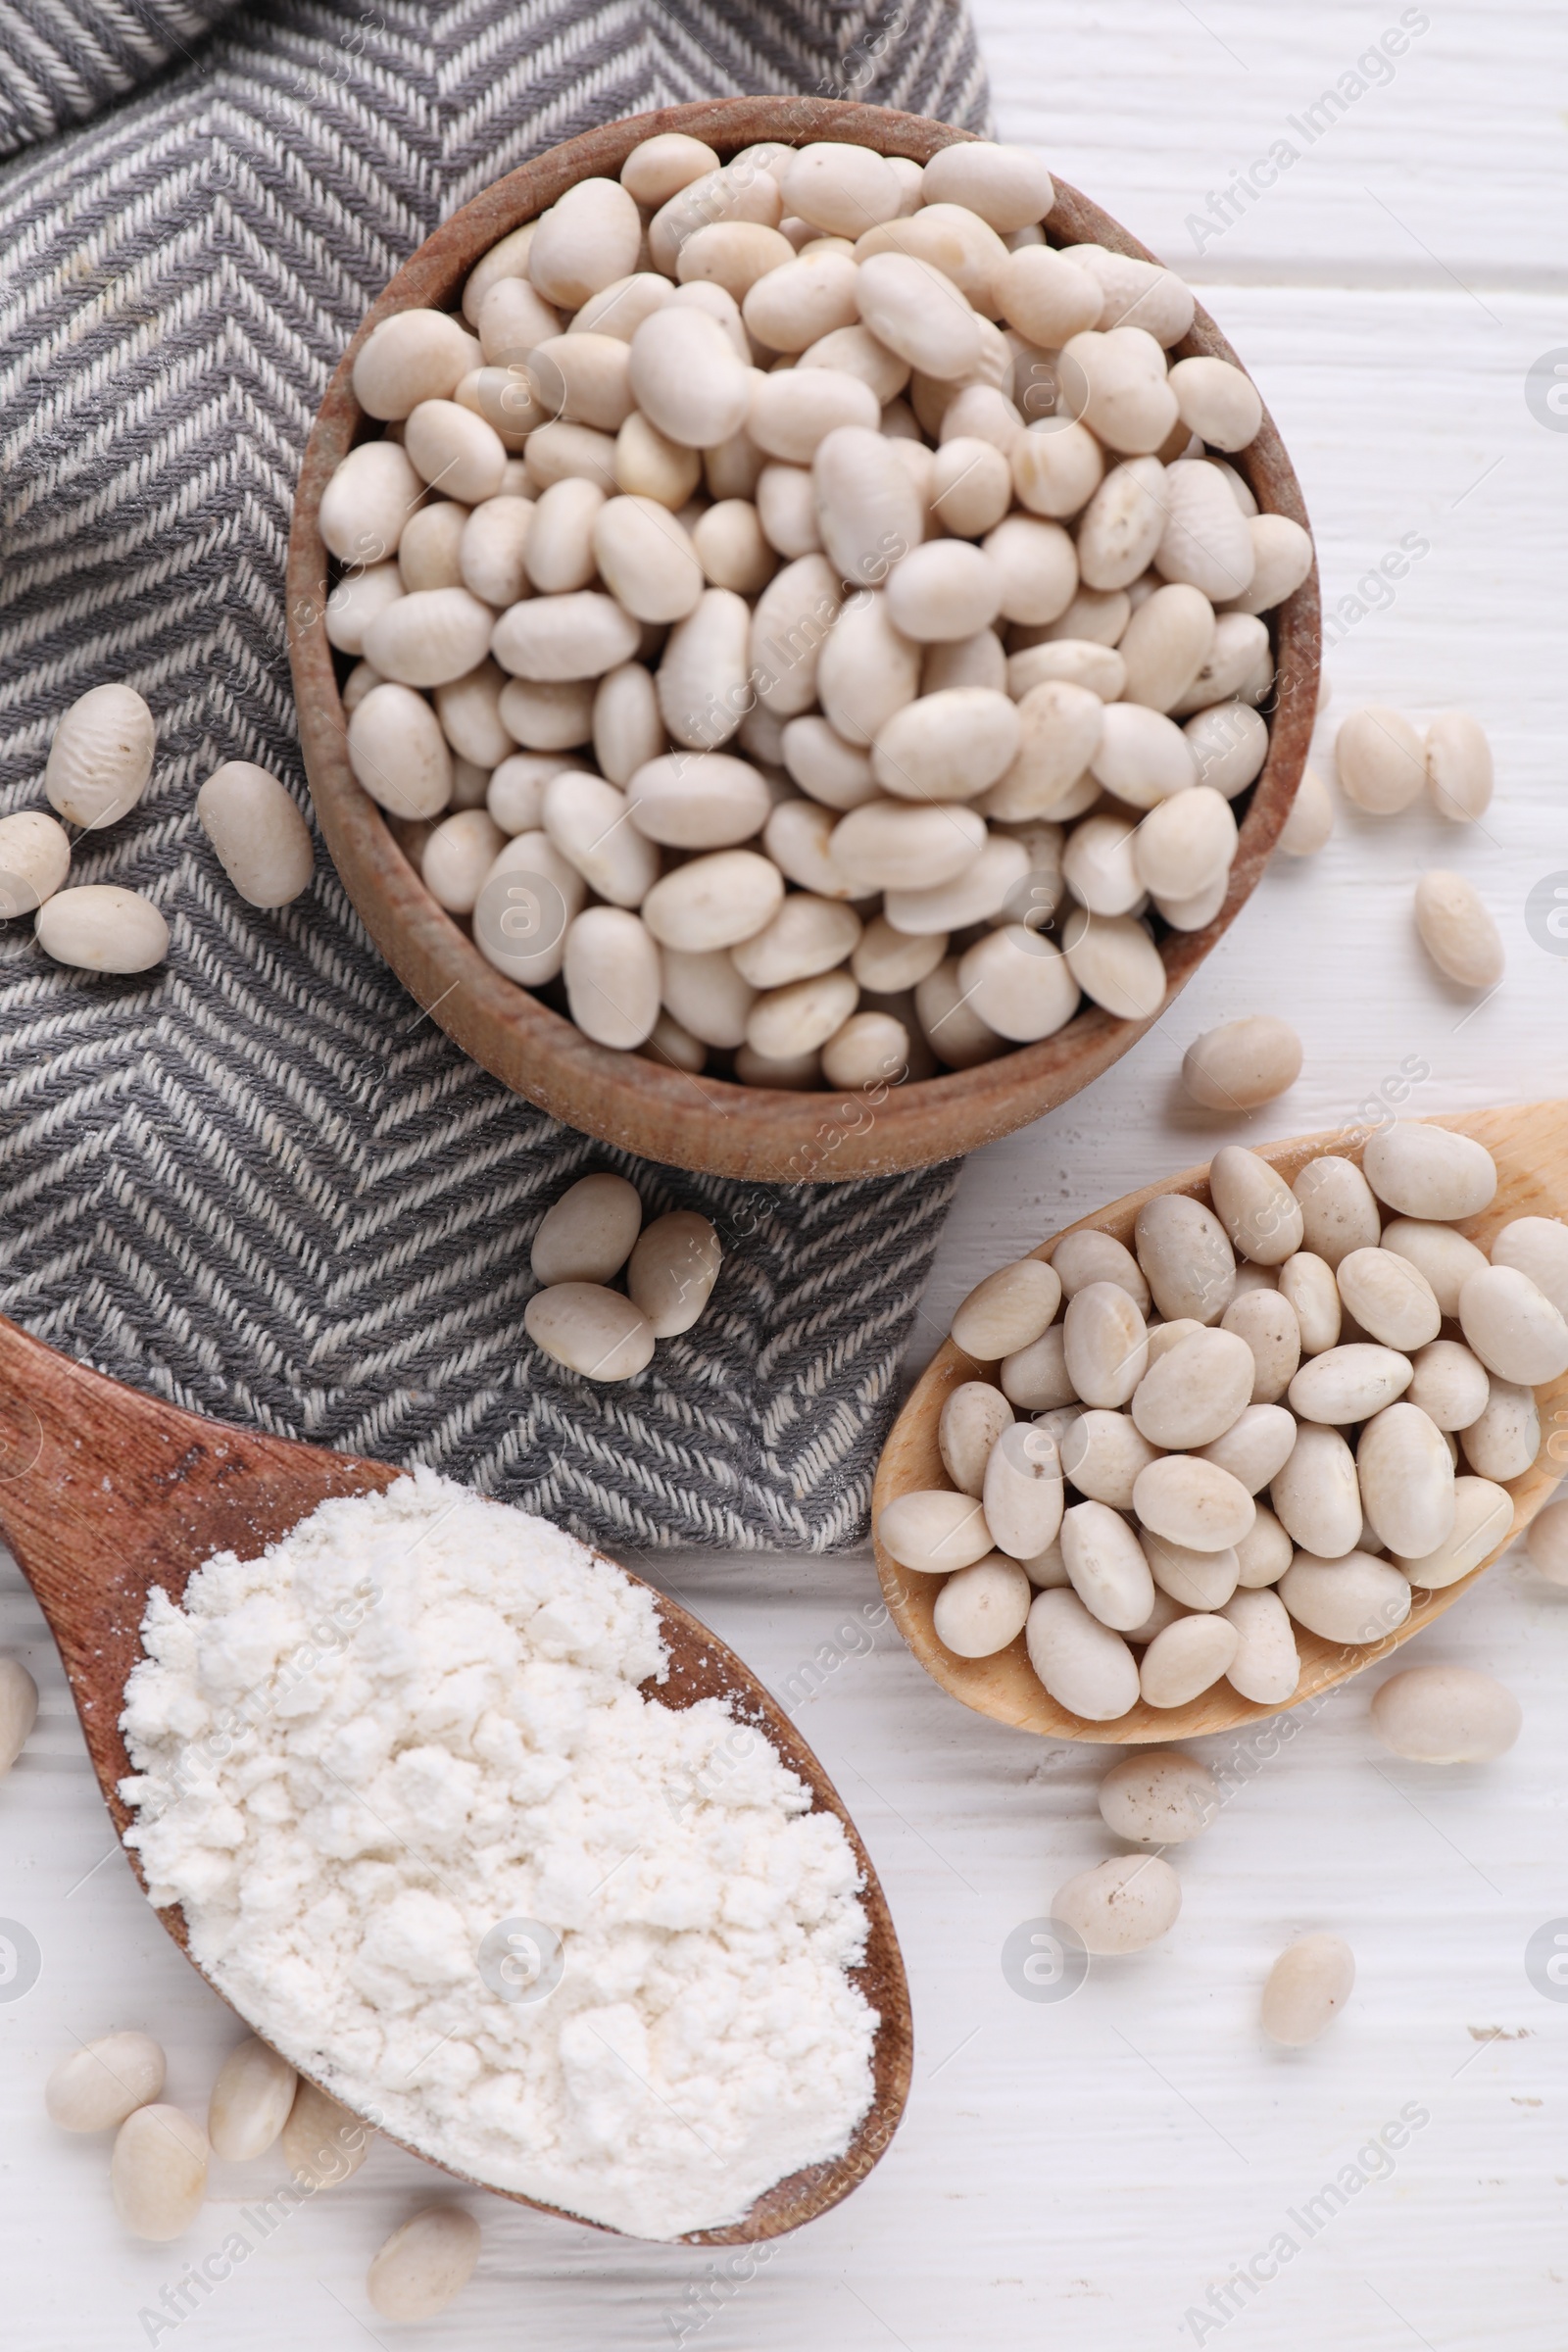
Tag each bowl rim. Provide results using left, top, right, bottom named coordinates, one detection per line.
left=286, top=95, right=1321, bottom=1183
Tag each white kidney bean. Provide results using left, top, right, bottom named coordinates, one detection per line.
left=1275, top=763, right=1335, bottom=855
left=726, top=895, right=858, bottom=990
left=1218, top=1585, right=1298, bottom=1702
left=1219, top=1293, right=1300, bottom=1406
left=868, top=688, right=1018, bottom=807
left=879, top=1488, right=994, bottom=1573
left=46, top=2031, right=165, bottom=2132
left=810, top=423, right=924, bottom=593
left=1063, top=325, right=1177, bottom=457
left=1489, top=1231, right=1568, bottom=1342
left=1134, top=1456, right=1254, bottom=1552
left=1333, top=1246, right=1441, bottom=1352
left=621, top=131, right=720, bottom=208
left=112, top=2104, right=210, bottom=2239
left=1334, top=706, right=1425, bottom=813
left=627, top=307, right=753, bottom=449
left=930, top=1554, right=1031, bottom=1657
left=691, top=501, right=775, bottom=595
left=1026, top=1588, right=1139, bottom=1719
left=1099, top=1751, right=1217, bottom=1844
left=1401, top=1338, right=1489, bottom=1433
left=1059, top=1408, right=1158, bottom=1509
left=1425, top=710, right=1494, bottom=822
left=1060, top=243, right=1194, bottom=343
left=618, top=1210, right=719, bottom=1338
left=1234, top=1501, right=1294, bottom=1588
left=1062, top=812, right=1141, bottom=917
left=855, top=252, right=982, bottom=382
left=1089, top=701, right=1197, bottom=810
left=1278, top=1549, right=1410, bottom=1643
left=624, top=752, right=768, bottom=850
left=940, top=1382, right=1016, bottom=1494
left=281, top=2081, right=373, bottom=2187
left=757, top=799, right=850, bottom=898
left=951, top=1257, right=1062, bottom=1360
left=1134, top=1194, right=1237, bottom=1326
left=994, top=244, right=1101, bottom=347
left=190, top=763, right=311, bottom=909
left=749, top=369, right=882, bottom=468
left=499, top=674, right=595, bottom=748
left=1394, top=1472, right=1511, bottom=1590
left=957, top=925, right=1079, bottom=1041
left=326, top=559, right=405, bottom=651
left=543, top=772, right=659, bottom=906
left=1130, top=1328, right=1253, bottom=1449
left=524, top=477, right=604, bottom=592
left=368, top=2207, right=482, bottom=2324
left=591, top=495, right=705, bottom=623
left=1134, top=786, right=1238, bottom=903
left=757, top=463, right=822, bottom=558
left=1261, top=1934, right=1353, bottom=2044
left=981, top=1420, right=1064, bottom=1560
left=208, top=2038, right=297, bottom=2163
left=1183, top=702, right=1269, bottom=801
left=1357, top=1400, right=1455, bottom=1557
left=1059, top=1498, right=1155, bottom=1630
left=1180, top=1016, right=1300, bottom=1115
left=492, top=590, right=642, bottom=682
left=1146, top=1319, right=1205, bottom=1367
left=981, top=513, right=1078, bottom=627
left=999, top=1322, right=1075, bottom=1409
left=1459, top=1263, right=1568, bottom=1384
left=530, top=1172, right=642, bottom=1286
left=745, top=969, right=858, bottom=1060
left=1052, top=1229, right=1151, bottom=1313
left=1020, top=1534, right=1072, bottom=1590
left=563, top=907, right=661, bottom=1048
left=1288, top=1169, right=1378, bottom=1290
left=980, top=677, right=1103, bottom=821
left=810, top=596, right=919, bottom=754
left=321, top=444, right=422, bottom=573
left=852, top=916, right=947, bottom=996
left=416, top=808, right=501, bottom=912
left=929, top=437, right=1012, bottom=539
left=434, top=659, right=513, bottom=766
left=528, top=177, right=642, bottom=307
left=1055, top=1851, right=1180, bottom=1951
left=1414, top=869, right=1504, bottom=989
left=744, top=251, right=859, bottom=351
left=45, top=682, right=156, bottom=829
left=364, top=585, right=495, bottom=689
left=1371, top=1223, right=1483, bottom=1324
left=473, top=834, right=582, bottom=984
left=1167, top=355, right=1262, bottom=451
left=1143, top=1533, right=1238, bottom=1612
left=1528, top=1495, right=1568, bottom=1583
left=524, top=1280, right=656, bottom=1379
left=1371, top=1662, right=1521, bottom=1762
left=1141, top=1613, right=1239, bottom=1707
left=1062, top=1281, right=1149, bottom=1409
left=640, top=848, right=783, bottom=954
left=677, top=220, right=796, bottom=302
left=1271, top=1421, right=1362, bottom=1558
left=1225, top=514, right=1315, bottom=616
left=914, top=140, right=1051, bottom=231
left=477, top=271, right=562, bottom=361
left=1115, top=584, right=1213, bottom=713
left=1060, top=907, right=1165, bottom=1020
left=485, top=753, right=567, bottom=834
left=404, top=398, right=507, bottom=504
left=523, top=416, right=617, bottom=489
left=35, top=885, right=168, bottom=973
left=1362, top=1122, right=1497, bottom=1221
left=882, top=836, right=1025, bottom=938
left=353, top=310, right=480, bottom=419
left=657, top=945, right=752, bottom=1049
left=1460, top=1375, right=1539, bottom=1481
left=1008, top=640, right=1124, bottom=703
left=1154, top=460, right=1254, bottom=601
left=881, top=541, right=998, bottom=644
left=1287, top=1343, right=1412, bottom=1427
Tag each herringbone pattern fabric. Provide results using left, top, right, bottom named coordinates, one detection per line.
left=0, top=0, right=985, bottom=1548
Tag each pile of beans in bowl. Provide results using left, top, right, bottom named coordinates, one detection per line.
left=319, top=132, right=1314, bottom=1090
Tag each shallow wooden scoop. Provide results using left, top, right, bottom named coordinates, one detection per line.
left=0, top=1316, right=909, bottom=2241
left=874, top=1102, right=1568, bottom=1745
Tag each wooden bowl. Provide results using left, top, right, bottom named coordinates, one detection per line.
left=871, top=1103, right=1568, bottom=1743
left=287, top=96, right=1320, bottom=1184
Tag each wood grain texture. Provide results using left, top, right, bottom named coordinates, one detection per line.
left=286, top=94, right=1318, bottom=1184
left=874, top=1102, right=1568, bottom=1740
left=0, top=1316, right=909, bottom=2244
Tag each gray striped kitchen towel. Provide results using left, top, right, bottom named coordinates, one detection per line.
left=0, top=0, right=988, bottom=1549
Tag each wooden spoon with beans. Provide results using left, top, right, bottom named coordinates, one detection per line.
left=0, top=1316, right=910, bottom=2241
left=874, top=1103, right=1568, bottom=1743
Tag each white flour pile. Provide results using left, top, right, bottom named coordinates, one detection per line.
left=119, top=1470, right=877, bottom=2238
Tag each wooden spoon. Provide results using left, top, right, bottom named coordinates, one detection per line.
left=873, top=1102, right=1568, bottom=1744
left=0, top=1315, right=909, bottom=2243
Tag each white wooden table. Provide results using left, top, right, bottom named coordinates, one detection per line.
left=5, top=7, right=1566, bottom=2343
